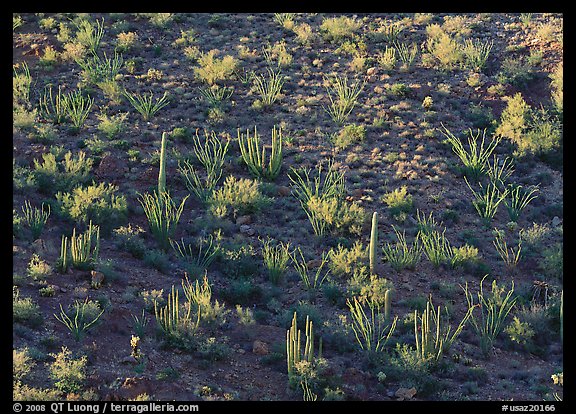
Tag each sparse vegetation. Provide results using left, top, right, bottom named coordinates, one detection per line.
left=12, top=12, right=563, bottom=402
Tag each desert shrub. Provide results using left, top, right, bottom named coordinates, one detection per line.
left=384, top=343, right=439, bottom=395
left=219, top=244, right=259, bottom=280
left=27, top=254, right=52, bottom=281
left=113, top=224, right=146, bottom=258
left=56, top=182, right=127, bottom=234
left=461, top=38, right=493, bottom=72
left=320, top=16, right=361, bottom=43
left=13, top=347, right=34, bottom=383
left=377, top=46, right=397, bottom=71
left=96, top=112, right=128, bottom=139
left=115, top=31, right=139, bottom=52
left=13, top=383, right=60, bottom=401
left=13, top=62, right=32, bottom=107
left=450, top=244, right=480, bottom=268
left=143, top=249, right=171, bottom=273
left=170, top=234, right=221, bottom=274
left=518, top=107, right=562, bottom=157
left=13, top=106, right=38, bottom=132
left=76, top=51, right=123, bottom=86
left=549, top=62, right=563, bottom=115
left=123, top=90, right=169, bottom=121
left=20, top=200, right=50, bottom=240
left=496, top=57, right=536, bottom=88
left=463, top=276, right=517, bottom=357
left=262, top=40, right=293, bottom=68
left=539, top=243, right=563, bottom=281
left=48, top=346, right=88, bottom=394
left=33, top=150, right=93, bottom=195
left=293, top=23, right=317, bottom=45
left=194, top=50, right=238, bottom=85
left=13, top=287, right=43, bottom=328
left=209, top=176, right=270, bottom=217
left=290, top=161, right=364, bottom=236
left=332, top=124, right=365, bottom=149
left=381, top=186, right=413, bottom=219
left=328, top=241, right=366, bottom=278
left=424, top=26, right=463, bottom=71
left=323, top=74, right=365, bottom=126
left=505, top=316, right=535, bottom=346
left=221, top=279, right=262, bottom=305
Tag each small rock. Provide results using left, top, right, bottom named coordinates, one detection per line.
left=366, top=67, right=377, bottom=76
left=351, top=189, right=364, bottom=198
left=239, top=224, right=251, bottom=234
left=120, top=356, right=139, bottom=365
left=236, top=215, right=252, bottom=226
left=395, top=387, right=417, bottom=400
left=307, top=259, right=323, bottom=268
left=252, top=340, right=269, bottom=355
left=31, top=239, right=46, bottom=254
left=277, top=186, right=291, bottom=197
left=552, top=216, right=562, bottom=227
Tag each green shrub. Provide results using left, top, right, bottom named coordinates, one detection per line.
left=252, top=68, right=285, bottom=108
left=539, top=243, right=563, bottom=281
left=13, top=383, right=60, bottom=401
left=320, top=16, right=361, bottom=43
left=97, top=112, right=128, bottom=139
left=381, top=186, right=413, bottom=218
left=332, top=124, right=365, bottom=149
left=20, top=200, right=50, bottom=240
left=194, top=50, right=238, bottom=85
left=13, top=287, right=43, bottom=328
left=27, top=254, right=52, bottom=281
left=209, top=176, right=270, bottom=217
left=290, top=161, right=363, bottom=236
left=13, top=348, right=34, bottom=383
left=505, top=316, right=535, bottom=346
left=495, top=93, right=529, bottom=145
left=13, top=62, right=32, bottom=107
left=518, top=108, right=562, bottom=157
left=123, top=90, right=170, bottom=121
left=238, top=126, right=283, bottom=181
left=56, top=182, right=128, bottom=234
left=323, top=74, right=364, bottom=126
left=48, top=346, right=88, bottom=394
left=328, top=241, right=366, bottom=279
left=33, top=150, right=93, bottom=194
left=424, top=28, right=462, bottom=71
left=550, top=62, right=563, bottom=115
left=220, top=244, right=259, bottom=280
left=496, top=57, right=536, bottom=88
left=462, top=276, right=517, bottom=357
left=113, top=224, right=146, bottom=258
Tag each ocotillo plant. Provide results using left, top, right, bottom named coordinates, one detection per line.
left=286, top=312, right=319, bottom=379
left=414, top=297, right=474, bottom=364
left=369, top=212, right=378, bottom=275
left=238, top=126, right=283, bottom=181
left=158, top=132, right=168, bottom=196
